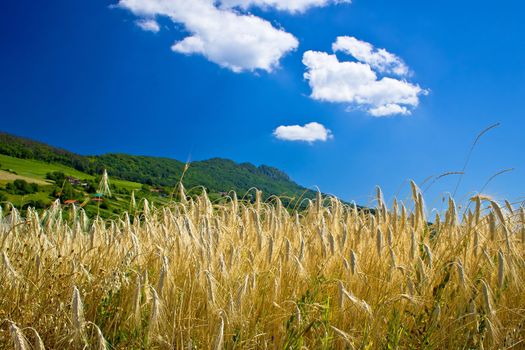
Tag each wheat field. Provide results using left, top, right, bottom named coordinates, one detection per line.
left=1, top=183, right=524, bottom=349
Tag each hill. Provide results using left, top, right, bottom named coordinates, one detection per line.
left=0, top=131, right=317, bottom=204
left=0, top=153, right=148, bottom=218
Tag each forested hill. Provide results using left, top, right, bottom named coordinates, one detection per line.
left=92, top=154, right=308, bottom=198
left=0, top=132, right=314, bottom=200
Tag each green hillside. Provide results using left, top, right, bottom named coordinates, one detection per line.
left=0, top=132, right=90, bottom=171
left=0, top=153, right=93, bottom=181
left=0, top=132, right=319, bottom=210
left=0, top=154, right=141, bottom=190
left=0, top=153, right=159, bottom=218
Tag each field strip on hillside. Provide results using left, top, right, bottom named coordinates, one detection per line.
left=0, top=170, right=50, bottom=185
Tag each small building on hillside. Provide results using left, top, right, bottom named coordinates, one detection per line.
left=66, top=176, right=81, bottom=186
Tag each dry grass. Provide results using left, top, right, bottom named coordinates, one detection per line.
left=1, top=184, right=524, bottom=349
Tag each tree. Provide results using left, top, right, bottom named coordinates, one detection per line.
left=46, top=171, right=66, bottom=184
left=6, top=179, right=38, bottom=195
left=60, top=182, right=76, bottom=200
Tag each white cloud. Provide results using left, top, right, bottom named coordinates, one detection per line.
left=220, top=0, right=351, bottom=13
left=135, top=19, right=160, bottom=33
left=368, top=104, right=409, bottom=117
left=302, top=41, right=427, bottom=117
left=333, top=36, right=409, bottom=76
left=274, top=122, right=333, bottom=142
left=117, top=0, right=298, bottom=72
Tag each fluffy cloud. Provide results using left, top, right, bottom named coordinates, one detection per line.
left=303, top=39, right=427, bottom=117
left=117, top=0, right=298, bottom=72
left=333, top=36, right=409, bottom=76
left=135, top=19, right=160, bottom=33
left=220, top=0, right=351, bottom=13
left=274, top=122, right=333, bottom=142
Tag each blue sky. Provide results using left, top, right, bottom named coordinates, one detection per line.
left=1, top=0, right=524, bottom=207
